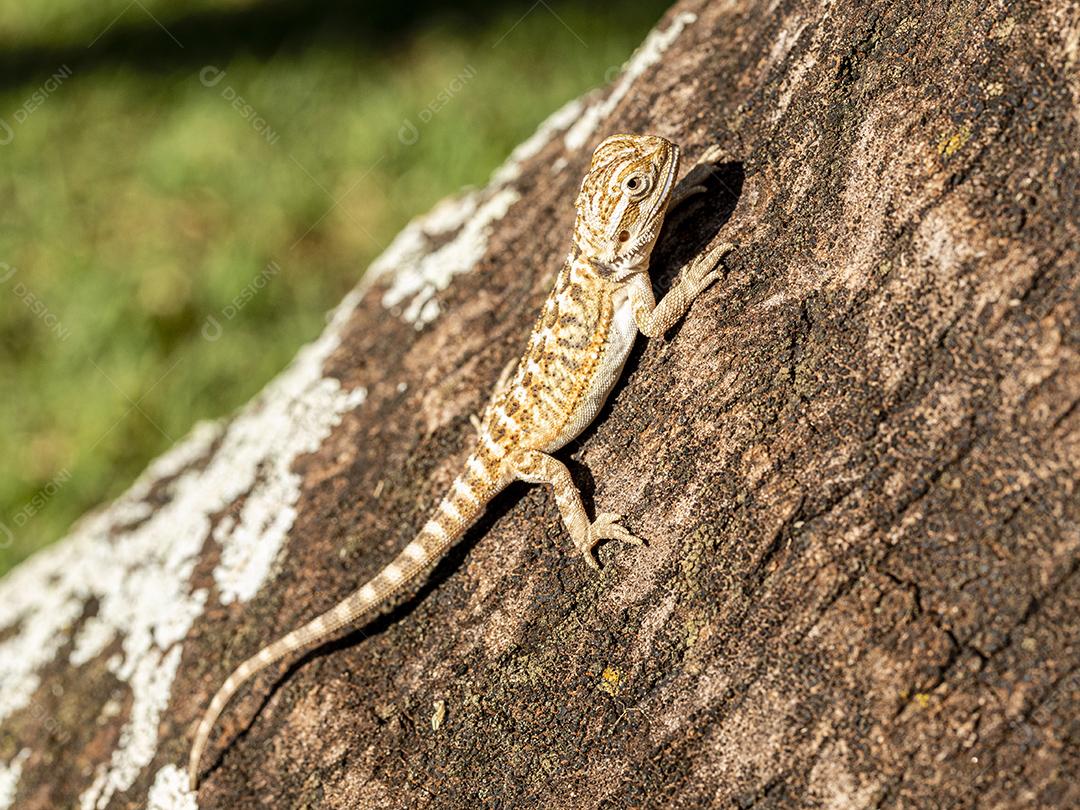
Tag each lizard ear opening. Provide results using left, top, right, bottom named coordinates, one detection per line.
left=618, top=230, right=631, bottom=242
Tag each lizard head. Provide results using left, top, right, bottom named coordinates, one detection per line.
left=573, top=133, right=679, bottom=279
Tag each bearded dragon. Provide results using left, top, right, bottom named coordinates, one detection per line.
left=189, top=133, right=733, bottom=789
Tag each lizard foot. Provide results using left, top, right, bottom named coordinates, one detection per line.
left=683, top=242, right=735, bottom=297
left=669, top=182, right=707, bottom=209
left=669, top=145, right=728, bottom=209
left=697, top=144, right=727, bottom=164
left=575, top=513, right=645, bottom=570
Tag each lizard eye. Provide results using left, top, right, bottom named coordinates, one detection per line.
left=622, top=174, right=651, bottom=197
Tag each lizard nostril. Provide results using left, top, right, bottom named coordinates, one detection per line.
left=618, top=230, right=630, bottom=242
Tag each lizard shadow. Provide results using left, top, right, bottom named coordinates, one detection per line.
left=204, top=160, right=745, bottom=780
left=563, top=159, right=745, bottom=517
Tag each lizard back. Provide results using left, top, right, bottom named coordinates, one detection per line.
left=481, top=255, right=621, bottom=454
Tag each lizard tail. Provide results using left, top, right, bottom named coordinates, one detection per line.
left=188, top=450, right=500, bottom=789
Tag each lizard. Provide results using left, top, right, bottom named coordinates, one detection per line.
left=188, top=132, right=733, bottom=789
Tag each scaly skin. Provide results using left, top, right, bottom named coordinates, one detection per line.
left=188, top=133, right=733, bottom=789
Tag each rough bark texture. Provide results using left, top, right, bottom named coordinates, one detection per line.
left=1, top=1, right=1078, bottom=808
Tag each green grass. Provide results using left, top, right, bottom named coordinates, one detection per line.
left=0, top=2, right=671, bottom=575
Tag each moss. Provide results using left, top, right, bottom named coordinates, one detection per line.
left=938, top=126, right=972, bottom=157
left=680, top=522, right=724, bottom=594
left=599, top=666, right=622, bottom=696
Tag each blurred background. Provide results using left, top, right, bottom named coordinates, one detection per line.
left=0, top=0, right=671, bottom=575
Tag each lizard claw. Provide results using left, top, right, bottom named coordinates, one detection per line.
left=575, top=513, right=646, bottom=570
left=682, top=242, right=734, bottom=296
left=698, top=144, right=726, bottom=164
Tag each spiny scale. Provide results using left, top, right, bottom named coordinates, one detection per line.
left=189, top=133, right=733, bottom=789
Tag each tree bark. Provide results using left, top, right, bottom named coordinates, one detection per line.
left=1, top=1, right=1078, bottom=807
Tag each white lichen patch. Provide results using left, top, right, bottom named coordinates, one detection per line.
left=368, top=193, right=481, bottom=291
left=146, top=764, right=198, bottom=810
left=491, top=96, right=584, bottom=186
left=81, top=647, right=183, bottom=810
left=378, top=187, right=520, bottom=329
left=564, top=11, right=698, bottom=152
left=0, top=750, right=29, bottom=810
left=210, top=343, right=367, bottom=604
left=0, top=289, right=366, bottom=808
left=373, top=80, right=600, bottom=331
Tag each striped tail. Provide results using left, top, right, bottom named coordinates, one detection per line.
left=188, top=448, right=501, bottom=789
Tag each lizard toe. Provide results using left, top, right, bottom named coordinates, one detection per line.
left=698, top=144, right=727, bottom=164
left=590, top=513, right=646, bottom=546
left=575, top=541, right=602, bottom=570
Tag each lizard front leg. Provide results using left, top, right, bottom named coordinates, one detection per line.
left=629, top=242, right=734, bottom=338
left=668, top=144, right=727, bottom=209
left=504, top=449, right=642, bottom=569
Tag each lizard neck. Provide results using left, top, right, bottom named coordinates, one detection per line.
left=569, top=244, right=646, bottom=285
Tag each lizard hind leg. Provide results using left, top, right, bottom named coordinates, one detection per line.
left=504, top=449, right=643, bottom=570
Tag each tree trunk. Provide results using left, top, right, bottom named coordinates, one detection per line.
left=1, top=1, right=1077, bottom=807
